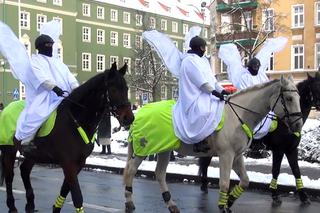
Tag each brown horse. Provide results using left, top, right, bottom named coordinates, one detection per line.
left=0, top=62, right=134, bottom=213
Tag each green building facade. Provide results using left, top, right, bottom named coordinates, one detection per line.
left=0, top=0, right=209, bottom=106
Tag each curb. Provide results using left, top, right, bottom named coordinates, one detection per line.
left=85, top=163, right=320, bottom=198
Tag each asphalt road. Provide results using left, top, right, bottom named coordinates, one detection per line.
left=0, top=165, right=320, bottom=213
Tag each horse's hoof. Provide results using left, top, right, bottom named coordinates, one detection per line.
left=219, top=207, right=232, bottom=213
left=125, top=201, right=135, bottom=213
left=168, top=205, right=180, bottom=213
left=301, top=198, right=311, bottom=206
left=298, top=189, right=310, bottom=205
left=8, top=209, right=18, bottom=213
left=200, top=184, right=208, bottom=193
left=25, top=204, right=37, bottom=213
left=271, top=196, right=282, bottom=207
left=52, top=205, right=61, bottom=213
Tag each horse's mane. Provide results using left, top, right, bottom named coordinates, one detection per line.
left=231, top=79, right=279, bottom=98
left=67, top=72, right=105, bottom=102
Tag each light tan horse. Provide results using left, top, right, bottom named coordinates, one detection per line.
left=123, top=76, right=303, bottom=213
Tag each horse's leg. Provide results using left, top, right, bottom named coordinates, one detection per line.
left=123, top=149, right=144, bottom=213
left=270, top=149, right=284, bottom=206
left=218, top=152, right=234, bottom=213
left=20, top=159, right=36, bottom=213
left=155, top=151, right=179, bottom=213
left=227, top=154, right=249, bottom=208
left=2, top=148, right=18, bottom=213
left=52, top=162, right=85, bottom=213
left=60, top=162, right=84, bottom=213
left=198, top=156, right=212, bottom=193
left=285, top=148, right=310, bottom=205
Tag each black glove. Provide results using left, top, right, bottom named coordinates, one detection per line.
left=221, top=90, right=231, bottom=96
left=212, top=90, right=224, bottom=100
left=52, top=86, right=64, bottom=97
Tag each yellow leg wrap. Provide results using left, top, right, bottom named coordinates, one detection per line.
left=218, top=191, right=228, bottom=207
left=54, top=195, right=66, bottom=208
left=296, top=178, right=304, bottom=190
left=230, top=185, right=244, bottom=199
left=75, top=206, right=84, bottom=213
left=269, top=178, right=277, bottom=190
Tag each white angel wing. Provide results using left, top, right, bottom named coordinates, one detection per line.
left=40, top=20, right=61, bottom=58
left=143, top=30, right=183, bottom=78
left=256, top=37, right=288, bottom=74
left=0, top=21, right=32, bottom=84
left=218, top=43, right=243, bottom=88
left=184, top=26, right=202, bottom=51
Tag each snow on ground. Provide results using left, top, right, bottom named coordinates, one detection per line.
left=87, top=117, right=320, bottom=189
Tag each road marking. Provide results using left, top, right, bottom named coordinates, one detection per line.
left=66, top=201, right=121, bottom=212
left=0, top=187, right=25, bottom=194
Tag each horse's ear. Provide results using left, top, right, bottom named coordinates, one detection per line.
left=106, top=62, right=117, bottom=79
left=287, top=74, right=294, bottom=83
left=119, top=63, right=128, bottom=76
left=111, top=62, right=117, bottom=70
left=280, top=75, right=289, bottom=86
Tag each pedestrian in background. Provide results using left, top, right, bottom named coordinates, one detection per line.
left=98, top=112, right=112, bottom=155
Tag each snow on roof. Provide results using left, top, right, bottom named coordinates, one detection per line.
left=95, top=0, right=210, bottom=25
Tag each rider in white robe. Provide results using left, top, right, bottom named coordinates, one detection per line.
left=14, top=34, right=79, bottom=151
left=218, top=37, right=288, bottom=139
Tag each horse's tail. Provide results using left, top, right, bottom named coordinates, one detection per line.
left=0, top=148, right=4, bottom=186
left=123, top=142, right=133, bottom=185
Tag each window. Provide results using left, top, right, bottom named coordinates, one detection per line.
left=172, top=21, right=178, bottom=33
left=53, top=0, right=62, bottom=6
left=97, top=29, right=105, bottom=44
left=123, top=33, right=131, bottom=48
left=20, top=11, right=30, bottom=30
left=242, top=11, right=253, bottom=31
left=96, top=54, right=105, bottom=72
left=56, top=44, right=63, bottom=60
left=37, top=14, right=47, bottom=31
left=149, top=17, right=156, bottom=29
left=268, top=53, right=274, bottom=71
left=123, top=12, right=130, bottom=24
left=123, top=57, right=131, bottom=74
left=37, top=0, right=47, bottom=3
left=161, top=85, right=167, bottom=100
left=203, top=28, right=208, bottom=38
left=315, top=43, right=320, bottom=69
left=97, top=6, right=104, bottom=19
left=135, top=58, right=141, bottom=75
left=160, top=19, right=167, bottom=31
left=82, top=27, right=91, bottom=42
left=292, top=5, right=304, bottom=28
left=183, top=24, right=188, bottom=35
left=111, top=9, right=118, bottom=22
left=82, top=3, right=90, bottom=17
left=110, top=56, right=119, bottom=67
left=292, top=45, right=304, bottom=70
left=53, top=17, right=63, bottom=35
left=110, top=31, right=118, bottom=46
left=316, top=2, right=320, bottom=26
left=221, top=14, right=231, bottom=33
left=136, top=14, right=143, bottom=26
left=263, top=9, right=274, bottom=32
left=172, top=86, right=178, bottom=100
left=82, top=53, right=91, bottom=71
left=148, top=61, right=153, bottom=75
left=135, top=35, right=142, bottom=49
left=21, top=34, right=31, bottom=56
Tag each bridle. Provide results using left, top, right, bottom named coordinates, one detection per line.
left=104, top=88, right=131, bottom=121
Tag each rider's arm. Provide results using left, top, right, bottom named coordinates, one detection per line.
left=41, top=80, right=56, bottom=91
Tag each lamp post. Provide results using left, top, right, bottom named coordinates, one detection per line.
left=187, top=2, right=207, bottom=37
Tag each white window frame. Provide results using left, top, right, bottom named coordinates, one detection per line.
left=135, top=58, right=141, bottom=75
left=291, top=44, right=304, bottom=70
left=96, top=54, right=105, bottom=72
left=20, top=11, right=30, bottom=30
left=82, top=26, right=91, bottom=42
left=242, top=11, right=253, bottom=31
left=21, top=34, right=31, bottom=57
left=161, top=85, right=167, bottom=100
left=263, top=9, right=274, bottom=32
left=183, top=24, right=188, bottom=35
left=82, top=52, right=91, bottom=71
left=315, top=43, right=320, bottom=69
left=36, top=14, right=47, bottom=31
left=53, top=17, right=63, bottom=35
left=135, top=35, right=142, bottom=49
left=110, top=31, right=118, bottom=46
left=123, top=12, right=131, bottom=24
left=149, top=17, right=156, bottom=29
left=123, top=33, right=131, bottom=48
left=136, top=14, right=143, bottom=26
left=172, top=86, right=178, bottom=100
left=172, top=21, right=178, bottom=33
left=203, top=28, right=208, bottom=38
left=160, top=19, right=167, bottom=31
left=292, top=4, right=304, bottom=28
left=53, top=0, right=62, bottom=6
left=123, top=57, right=131, bottom=74
left=97, top=6, right=105, bottom=20
left=82, top=3, right=90, bottom=17
left=97, top=29, right=105, bottom=44
left=56, top=42, right=63, bottom=60
left=37, top=0, right=47, bottom=3
left=315, top=2, right=320, bottom=26
left=110, top=56, right=119, bottom=67
left=111, top=9, right=118, bottom=22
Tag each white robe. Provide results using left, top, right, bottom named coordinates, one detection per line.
left=173, top=54, right=225, bottom=144
left=218, top=37, right=288, bottom=139
left=15, top=54, right=79, bottom=143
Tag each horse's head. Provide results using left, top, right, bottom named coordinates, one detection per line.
left=104, top=62, right=134, bottom=126
left=307, top=72, right=320, bottom=110
left=271, top=75, right=303, bottom=133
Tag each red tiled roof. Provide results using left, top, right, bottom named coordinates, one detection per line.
left=158, top=1, right=171, bottom=12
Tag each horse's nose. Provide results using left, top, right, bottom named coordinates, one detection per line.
left=124, top=114, right=134, bottom=126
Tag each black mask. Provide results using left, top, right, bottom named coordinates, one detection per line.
left=38, top=43, right=53, bottom=57
left=35, top=34, right=54, bottom=57
left=188, top=36, right=206, bottom=57
left=247, top=58, right=261, bottom=76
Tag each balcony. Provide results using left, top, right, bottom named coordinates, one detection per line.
left=217, top=0, right=258, bottom=13
left=215, top=31, right=258, bottom=47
